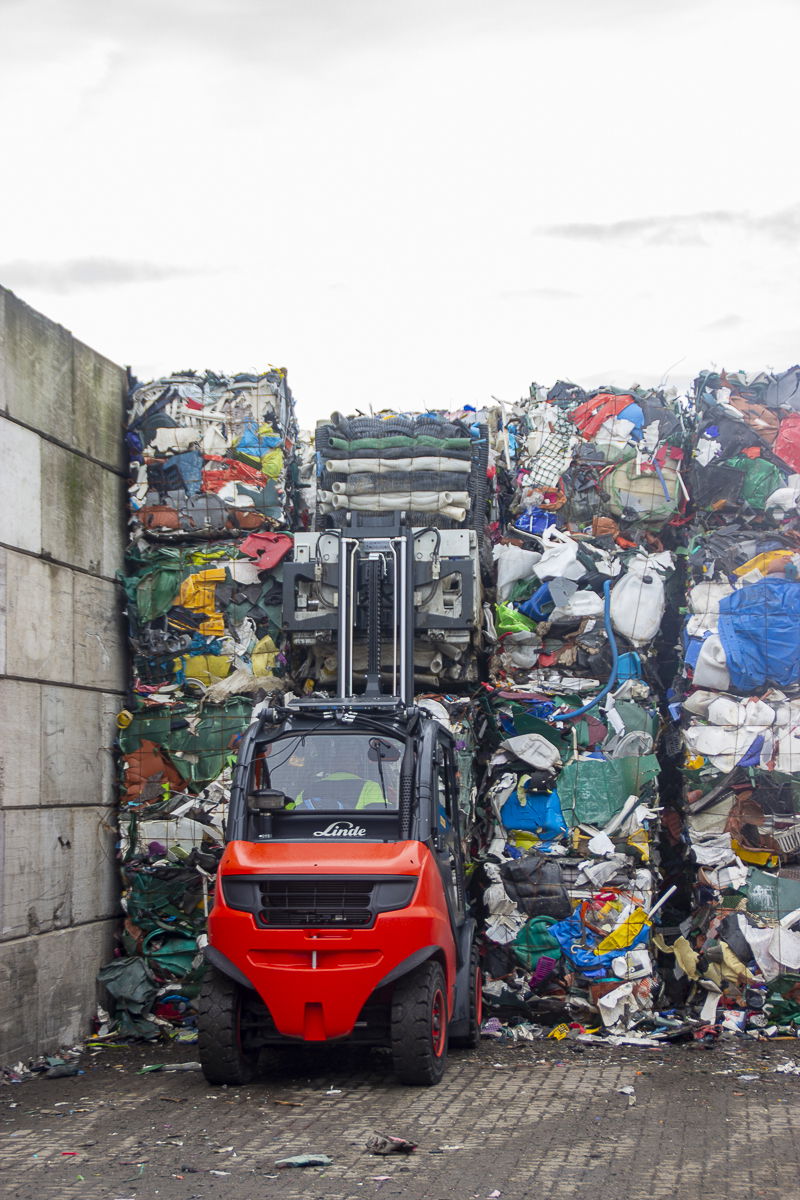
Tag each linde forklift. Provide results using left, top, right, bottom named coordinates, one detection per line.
left=198, top=515, right=482, bottom=1085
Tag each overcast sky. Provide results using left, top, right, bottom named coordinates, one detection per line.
left=1, top=0, right=799, bottom=420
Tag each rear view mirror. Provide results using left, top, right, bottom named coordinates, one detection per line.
left=368, top=738, right=401, bottom=763
left=247, top=789, right=290, bottom=812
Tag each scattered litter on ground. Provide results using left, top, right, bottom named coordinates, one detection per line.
left=275, top=1153, right=333, bottom=1168
left=366, top=1132, right=418, bottom=1155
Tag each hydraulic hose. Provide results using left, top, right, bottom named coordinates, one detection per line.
left=556, top=579, right=619, bottom=721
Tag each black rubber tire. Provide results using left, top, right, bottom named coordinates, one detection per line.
left=198, top=967, right=257, bottom=1086
left=390, top=960, right=448, bottom=1086
left=450, top=940, right=482, bottom=1049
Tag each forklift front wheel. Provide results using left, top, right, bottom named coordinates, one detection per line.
left=390, top=960, right=448, bottom=1086
left=198, top=967, right=257, bottom=1086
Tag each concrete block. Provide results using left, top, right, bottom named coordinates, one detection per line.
left=0, top=417, right=42, bottom=554
left=101, top=468, right=127, bottom=579
left=1, top=289, right=74, bottom=444
left=36, top=919, right=116, bottom=1053
left=72, top=339, right=126, bottom=471
left=0, top=919, right=116, bottom=1062
left=0, top=287, right=6, bottom=414
left=41, top=686, right=118, bottom=808
left=0, top=547, right=6, bottom=675
left=72, top=574, right=126, bottom=691
left=70, top=806, right=119, bottom=925
left=0, top=936, right=38, bottom=1061
left=0, top=679, right=41, bottom=808
left=40, top=441, right=108, bottom=575
left=0, top=806, right=74, bottom=939
left=4, top=550, right=74, bottom=684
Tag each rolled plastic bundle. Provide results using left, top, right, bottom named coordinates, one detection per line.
left=321, top=490, right=470, bottom=517
left=323, top=455, right=471, bottom=475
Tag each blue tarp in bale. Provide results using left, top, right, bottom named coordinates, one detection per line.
left=718, top=577, right=800, bottom=691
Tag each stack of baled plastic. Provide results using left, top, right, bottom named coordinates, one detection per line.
left=666, top=366, right=800, bottom=1039
left=315, top=408, right=489, bottom=530
left=99, top=370, right=299, bottom=1040
left=285, top=407, right=492, bottom=695
left=476, top=381, right=688, bottom=1040
left=127, top=369, right=298, bottom=537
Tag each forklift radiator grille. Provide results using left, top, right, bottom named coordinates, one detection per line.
left=257, top=879, right=375, bottom=928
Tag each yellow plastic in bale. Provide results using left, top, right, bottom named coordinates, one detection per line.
left=627, top=827, right=650, bottom=863
left=183, top=655, right=232, bottom=687
left=252, top=635, right=279, bottom=675
left=595, top=907, right=651, bottom=954
left=730, top=839, right=779, bottom=869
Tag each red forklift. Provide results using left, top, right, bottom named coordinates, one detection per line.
left=198, top=516, right=482, bottom=1085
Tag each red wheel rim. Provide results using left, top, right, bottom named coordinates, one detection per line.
left=431, top=988, right=446, bottom=1057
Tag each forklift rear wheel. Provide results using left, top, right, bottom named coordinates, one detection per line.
left=390, top=960, right=448, bottom=1085
left=450, top=940, right=483, bottom=1049
left=198, top=967, right=257, bottom=1085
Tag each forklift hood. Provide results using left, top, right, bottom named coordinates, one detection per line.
left=218, top=839, right=424, bottom=876
left=209, top=838, right=455, bottom=1041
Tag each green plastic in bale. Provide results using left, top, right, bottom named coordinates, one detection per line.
left=495, top=603, right=536, bottom=635
left=766, top=974, right=800, bottom=1025
left=612, top=699, right=659, bottom=738
left=119, top=698, right=252, bottom=788
left=142, top=930, right=201, bottom=980
left=724, top=454, right=785, bottom=510
left=569, top=715, right=608, bottom=749
left=135, top=565, right=185, bottom=622
left=557, top=754, right=659, bottom=829
left=502, top=711, right=567, bottom=751
left=506, top=576, right=542, bottom=606
left=512, top=915, right=563, bottom=970
left=745, top=868, right=800, bottom=921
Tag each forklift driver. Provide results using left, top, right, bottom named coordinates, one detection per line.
left=286, top=736, right=399, bottom=811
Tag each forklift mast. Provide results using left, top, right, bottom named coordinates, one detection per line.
left=283, top=513, right=481, bottom=698
left=333, top=514, right=416, bottom=704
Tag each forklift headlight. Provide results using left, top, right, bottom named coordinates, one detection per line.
left=371, top=878, right=418, bottom=912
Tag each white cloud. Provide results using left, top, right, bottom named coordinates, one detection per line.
left=0, top=258, right=208, bottom=292
left=1, top=0, right=799, bottom=421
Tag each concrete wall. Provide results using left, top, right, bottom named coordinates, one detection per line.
left=0, top=286, right=127, bottom=1063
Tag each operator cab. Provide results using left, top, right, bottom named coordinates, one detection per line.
left=242, top=722, right=404, bottom=842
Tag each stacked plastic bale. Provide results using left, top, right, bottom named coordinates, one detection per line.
left=665, top=366, right=800, bottom=1039
left=475, top=381, right=690, bottom=1039
left=315, top=408, right=489, bottom=530
left=98, top=370, right=298, bottom=1040
left=286, top=407, right=493, bottom=695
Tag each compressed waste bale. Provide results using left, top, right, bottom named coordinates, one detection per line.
left=473, top=380, right=687, bottom=1038
left=287, top=404, right=498, bottom=694
left=127, top=369, right=299, bottom=538
left=662, top=366, right=800, bottom=1039
left=315, top=410, right=489, bottom=532
left=99, top=369, right=299, bottom=1041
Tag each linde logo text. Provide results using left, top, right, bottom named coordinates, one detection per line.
left=312, top=821, right=367, bottom=838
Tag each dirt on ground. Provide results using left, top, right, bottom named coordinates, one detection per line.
left=2, top=1034, right=799, bottom=1200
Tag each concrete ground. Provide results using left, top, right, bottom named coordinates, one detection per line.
left=2, top=1035, right=799, bottom=1200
